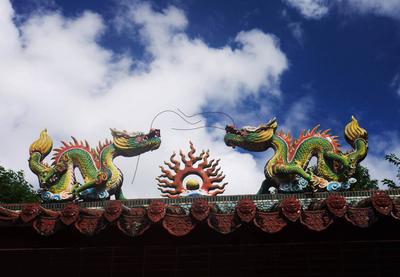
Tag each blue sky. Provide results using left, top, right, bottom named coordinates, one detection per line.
left=1, top=0, right=400, bottom=197
left=12, top=0, right=400, bottom=131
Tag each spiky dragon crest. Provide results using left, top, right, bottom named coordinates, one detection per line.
left=276, top=126, right=341, bottom=162
left=29, top=128, right=161, bottom=201
left=225, top=116, right=368, bottom=192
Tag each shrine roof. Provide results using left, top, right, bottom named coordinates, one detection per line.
left=1, top=189, right=400, bottom=237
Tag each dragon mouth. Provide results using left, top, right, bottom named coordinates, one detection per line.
left=224, top=118, right=277, bottom=150
left=225, top=125, right=242, bottom=135
left=225, top=118, right=277, bottom=136
left=111, top=128, right=160, bottom=140
left=144, top=128, right=160, bottom=140
left=111, top=128, right=161, bottom=154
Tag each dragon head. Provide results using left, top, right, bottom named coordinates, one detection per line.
left=111, top=128, right=161, bottom=157
left=224, top=118, right=277, bottom=151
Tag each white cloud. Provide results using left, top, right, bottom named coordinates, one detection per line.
left=284, top=0, right=400, bottom=21
left=281, top=10, right=305, bottom=44
left=288, top=22, right=304, bottom=44
left=391, top=73, right=400, bottom=96
left=0, top=1, right=288, bottom=198
left=362, top=132, right=400, bottom=186
left=342, top=0, right=400, bottom=21
left=284, top=0, right=329, bottom=19
left=281, top=96, right=315, bottom=133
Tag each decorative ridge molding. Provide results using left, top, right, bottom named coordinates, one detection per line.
left=3, top=189, right=400, bottom=211
left=0, top=191, right=399, bottom=237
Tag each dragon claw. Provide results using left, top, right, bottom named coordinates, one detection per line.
left=70, top=184, right=80, bottom=196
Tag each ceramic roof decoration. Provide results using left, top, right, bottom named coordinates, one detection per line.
left=1, top=190, right=399, bottom=237
left=157, top=142, right=227, bottom=198
left=28, top=128, right=161, bottom=202
left=225, top=116, right=368, bottom=193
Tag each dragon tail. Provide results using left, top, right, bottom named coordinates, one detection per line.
left=29, top=129, right=53, bottom=160
left=29, top=129, right=54, bottom=180
left=344, top=116, right=368, bottom=166
left=344, top=116, right=368, bottom=146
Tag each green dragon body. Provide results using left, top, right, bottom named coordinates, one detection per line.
left=29, top=128, right=161, bottom=201
left=224, top=117, right=368, bottom=192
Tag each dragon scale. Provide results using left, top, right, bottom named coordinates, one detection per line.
left=267, top=133, right=340, bottom=181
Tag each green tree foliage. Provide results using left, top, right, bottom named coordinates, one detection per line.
left=382, top=153, right=400, bottom=189
left=0, top=165, right=40, bottom=203
left=350, top=164, right=379, bottom=191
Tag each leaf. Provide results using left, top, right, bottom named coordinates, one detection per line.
left=382, top=178, right=399, bottom=189
left=0, top=165, right=40, bottom=204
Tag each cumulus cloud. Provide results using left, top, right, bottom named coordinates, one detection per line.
left=281, top=10, right=305, bottom=44
left=391, top=73, right=400, bottom=97
left=283, top=0, right=329, bottom=19
left=288, top=22, right=304, bottom=44
left=281, top=96, right=315, bottom=134
left=362, top=132, right=400, bottom=186
left=342, top=0, right=400, bottom=21
left=0, top=1, right=288, bottom=198
left=284, top=0, right=400, bottom=21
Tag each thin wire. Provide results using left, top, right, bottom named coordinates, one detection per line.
left=131, top=109, right=235, bottom=185
left=131, top=109, right=203, bottom=184
left=172, top=125, right=226, bottom=131
left=150, top=109, right=201, bottom=129
left=130, top=155, right=141, bottom=184
left=177, top=108, right=235, bottom=126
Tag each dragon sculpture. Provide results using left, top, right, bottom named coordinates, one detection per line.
left=224, top=116, right=368, bottom=193
left=29, top=128, right=161, bottom=201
